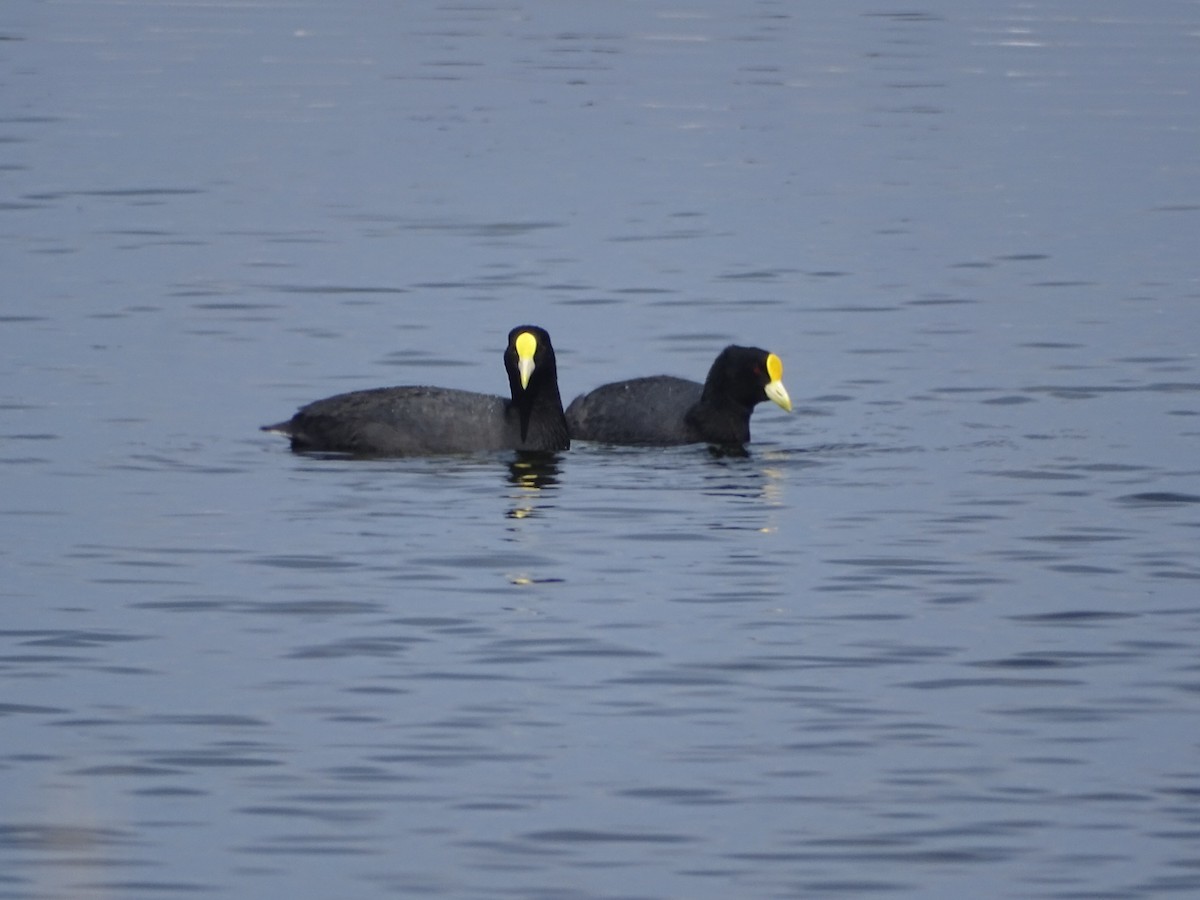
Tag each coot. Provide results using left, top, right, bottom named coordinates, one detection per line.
left=262, top=325, right=569, bottom=456
left=566, top=345, right=790, bottom=447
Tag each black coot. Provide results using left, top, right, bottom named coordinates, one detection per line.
left=262, top=325, right=569, bottom=456
left=566, top=345, right=791, bottom=447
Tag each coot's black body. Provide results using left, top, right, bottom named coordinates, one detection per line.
left=262, top=325, right=569, bottom=456
left=566, top=345, right=791, bottom=447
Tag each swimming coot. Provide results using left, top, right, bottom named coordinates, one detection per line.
left=262, top=325, right=569, bottom=456
left=565, top=345, right=791, bottom=447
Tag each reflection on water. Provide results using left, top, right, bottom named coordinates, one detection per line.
left=507, top=451, right=562, bottom=492
left=507, top=451, right=561, bottom=521
left=4, top=2, right=1200, bottom=899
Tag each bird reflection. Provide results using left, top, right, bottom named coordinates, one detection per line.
left=697, top=449, right=789, bottom=534
left=706, top=443, right=750, bottom=460
left=506, top=451, right=562, bottom=519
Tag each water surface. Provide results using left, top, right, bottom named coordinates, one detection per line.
left=3, top=2, right=1199, bottom=898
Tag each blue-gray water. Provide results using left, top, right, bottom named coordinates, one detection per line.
left=3, top=2, right=1199, bottom=898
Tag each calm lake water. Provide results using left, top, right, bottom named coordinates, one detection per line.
left=3, top=1, right=1199, bottom=898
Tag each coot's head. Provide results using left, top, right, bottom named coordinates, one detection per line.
left=706, top=345, right=793, bottom=412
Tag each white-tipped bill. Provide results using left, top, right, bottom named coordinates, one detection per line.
left=515, top=331, right=538, bottom=389
left=764, top=353, right=792, bottom=412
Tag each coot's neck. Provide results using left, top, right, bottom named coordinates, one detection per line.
left=514, top=370, right=569, bottom=449
left=689, top=387, right=753, bottom=445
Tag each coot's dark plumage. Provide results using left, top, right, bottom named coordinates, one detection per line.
left=262, top=325, right=569, bottom=456
left=566, top=345, right=791, bottom=447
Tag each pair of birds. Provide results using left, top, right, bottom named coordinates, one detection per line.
left=262, top=325, right=792, bottom=456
